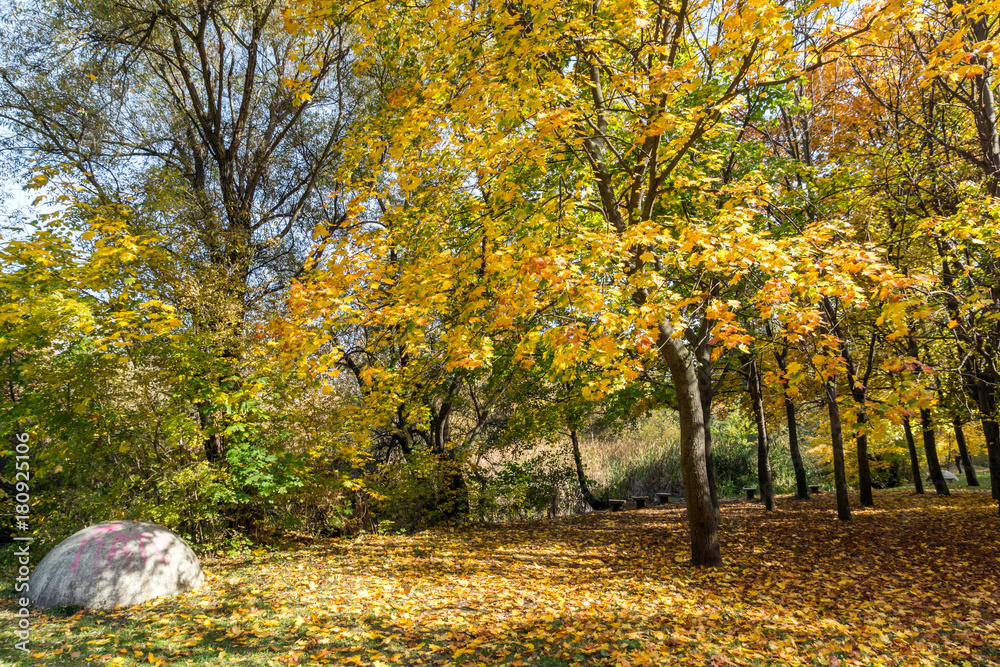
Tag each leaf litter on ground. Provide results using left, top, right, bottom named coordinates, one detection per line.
left=1, top=488, right=998, bottom=666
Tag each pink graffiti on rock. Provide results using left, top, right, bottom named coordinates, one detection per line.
left=135, top=532, right=171, bottom=566
left=90, top=524, right=126, bottom=534
left=69, top=524, right=171, bottom=573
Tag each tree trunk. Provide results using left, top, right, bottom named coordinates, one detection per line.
left=849, top=334, right=878, bottom=508
left=981, top=413, right=1000, bottom=500
left=969, top=15, right=1000, bottom=196
left=825, top=379, right=851, bottom=520
left=983, top=416, right=1000, bottom=500
left=571, top=429, right=609, bottom=511
left=430, top=386, right=470, bottom=519
left=696, top=341, right=720, bottom=513
left=436, top=450, right=469, bottom=518
left=854, top=409, right=873, bottom=507
left=903, top=418, right=925, bottom=494
left=746, top=357, right=775, bottom=510
left=821, top=297, right=874, bottom=508
left=785, top=397, right=810, bottom=499
left=953, top=419, right=979, bottom=487
left=975, top=377, right=1000, bottom=500
left=197, top=406, right=226, bottom=464
left=197, top=290, right=249, bottom=468
left=204, top=432, right=226, bottom=464
left=659, top=326, right=721, bottom=567
left=773, top=345, right=809, bottom=499
left=920, top=408, right=950, bottom=496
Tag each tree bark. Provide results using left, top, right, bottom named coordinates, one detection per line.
left=430, top=386, right=470, bottom=518
left=571, top=429, right=609, bottom=511
left=746, top=357, right=775, bottom=510
left=433, top=448, right=469, bottom=519
left=772, top=343, right=809, bottom=499
left=659, top=325, right=721, bottom=566
left=968, top=14, right=1000, bottom=195
left=903, top=418, right=925, bottom=494
left=848, top=332, right=879, bottom=507
left=953, top=419, right=979, bottom=487
left=821, top=297, right=874, bottom=507
left=197, top=407, right=226, bottom=464
left=825, top=379, right=851, bottom=520
left=785, top=397, right=810, bottom=499
left=695, top=342, right=720, bottom=513
left=983, top=416, right=1000, bottom=501
left=854, top=408, right=874, bottom=507
left=974, top=376, right=1000, bottom=500
left=920, top=408, right=950, bottom=496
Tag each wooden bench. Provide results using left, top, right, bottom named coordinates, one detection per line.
left=609, top=499, right=626, bottom=512
left=655, top=492, right=673, bottom=505
left=808, top=484, right=820, bottom=494
left=743, top=487, right=757, bottom=501
left=632, top=496, right=649, bottom=509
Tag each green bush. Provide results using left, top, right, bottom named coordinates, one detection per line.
left=483, top=453, right=576, bottom=521
left=869, top=450, right=903, bottom=489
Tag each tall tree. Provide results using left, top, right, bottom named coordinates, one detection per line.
left=282, top=0, right=923, bottom=559
left=0, top=0, right=368, bottom=530
left=773, top=339, right=810, bottom=499
left=838, top=0, right=1000, bottom=507
left=744, top=354, right=775, bottom=511
left=903, top=419, right=925, bottom=494
left=0, top=0, right=358, bottom=418
left=953, top=418, right=980, bottom=487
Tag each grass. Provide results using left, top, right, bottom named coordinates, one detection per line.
left=954, top=469, right=992, bottom=491
left=1, top=487, right=998, bottom=666
left=576, top=410, right=820, bottom=502
left=893, top=468, right=992, bottom=493
left=576, top=411, right=682, bottom=500
left=576, top=408, right=994, bottom=505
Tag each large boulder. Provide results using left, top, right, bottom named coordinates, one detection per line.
left=30, top=521, right=204, bottom=609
